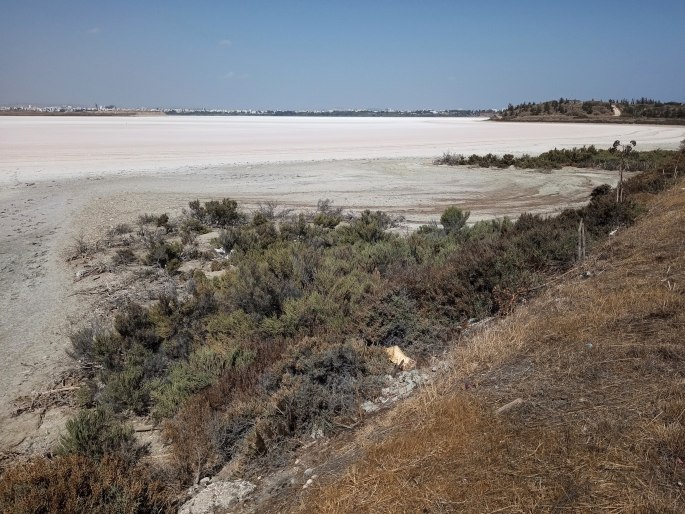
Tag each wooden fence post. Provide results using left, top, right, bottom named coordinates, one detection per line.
left=577, top=218, right=586, bottom=262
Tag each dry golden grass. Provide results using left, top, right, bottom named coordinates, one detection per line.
left=293, top=183, right=685, bottom=513
left=0, top=454, right=175, bottom=513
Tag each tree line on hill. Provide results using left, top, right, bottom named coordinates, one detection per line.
left=498, top=98, right=685, bottom=122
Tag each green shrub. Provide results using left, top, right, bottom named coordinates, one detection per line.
left=179, top=217, right=208, bottom=244
left=279, top=213, right=313, bottom=243
left=112, top=248, right=136, bottom=266
left=434, top=152, right=466, bottom=165
left=253, top=341, right=387, bottom=451
left=509, top=213, right=578, bottom=270
left=262, top=292, right=338, bottom=338
left=464, top=217, right=513, bottom=242
left=137, top=213, right=157, bottom=224
left=145, top=241, right=183, bottom=270
left=69, top=325, right=99, bottom=363
left=115, top=302, right=161, bottom=352
left=180, top=216, right=209, bottom=234
left=99, top=365, right=150, bottom=414
left=161, top=331, right=192, bottom=360
left=69, top=326, right=128, bottom=372
left=155, top=213, right=169, bottom=228
left=205, top=310, right=257, bottom=340
left=57, top=408, right=137, bottom=460
left=336, top=210, right=393, bottom=244
left=583, top=194, right=643, bottom=235
left=313, top=211, right=342, bottom=228
left=623, top=164, right=678, bottom=195
left=354, top=237, right=414, bottom=275
left=218, top=222, right=279, bottom=253
left=435, top=146, right=675, bottom=172
left=590, top=183, right=611, bottom=199
left=152, top=347, right=235, bottom=419
left=224, top=244, right=309, bottom=318
left=358, top=288, right=444, bottom=356
left=190, top=198, right=245, bottom=228
left=407, top=228, right=459, bottom=265
left=440, top=206, right=470, bottom=234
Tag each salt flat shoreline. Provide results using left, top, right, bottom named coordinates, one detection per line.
left=1, top=116, right=683, bottom=184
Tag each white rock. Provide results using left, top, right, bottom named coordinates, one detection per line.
left=178, top=479, right=256, bottom=514
left=361, top=400, right=380, bottom=413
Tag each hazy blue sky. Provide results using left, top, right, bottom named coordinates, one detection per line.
left=1, top=0, right=684, bottom=109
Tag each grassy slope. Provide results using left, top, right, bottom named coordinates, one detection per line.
left=292, top=181, right=685, bottom=512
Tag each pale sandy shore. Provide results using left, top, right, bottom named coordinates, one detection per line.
left=0, top=117, right=682, bottom=452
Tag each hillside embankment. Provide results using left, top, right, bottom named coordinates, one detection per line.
left=289, top=178, right=685, bottom=512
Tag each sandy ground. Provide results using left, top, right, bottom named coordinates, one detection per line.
left=1, top=117, right=683, bottom=452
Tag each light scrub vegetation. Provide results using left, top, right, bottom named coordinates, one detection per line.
left=1, top=144, right=683, bottom=513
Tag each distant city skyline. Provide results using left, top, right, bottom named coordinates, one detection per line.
left=1, top=0, right=684, bottom=110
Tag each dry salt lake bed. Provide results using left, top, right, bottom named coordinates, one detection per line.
left=0, top=116, right=683, bottom=450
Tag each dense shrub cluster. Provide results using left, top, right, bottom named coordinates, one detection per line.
left=435, top=145, right=676, bottom=172
left=66, top=168, right=675, bottom=478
